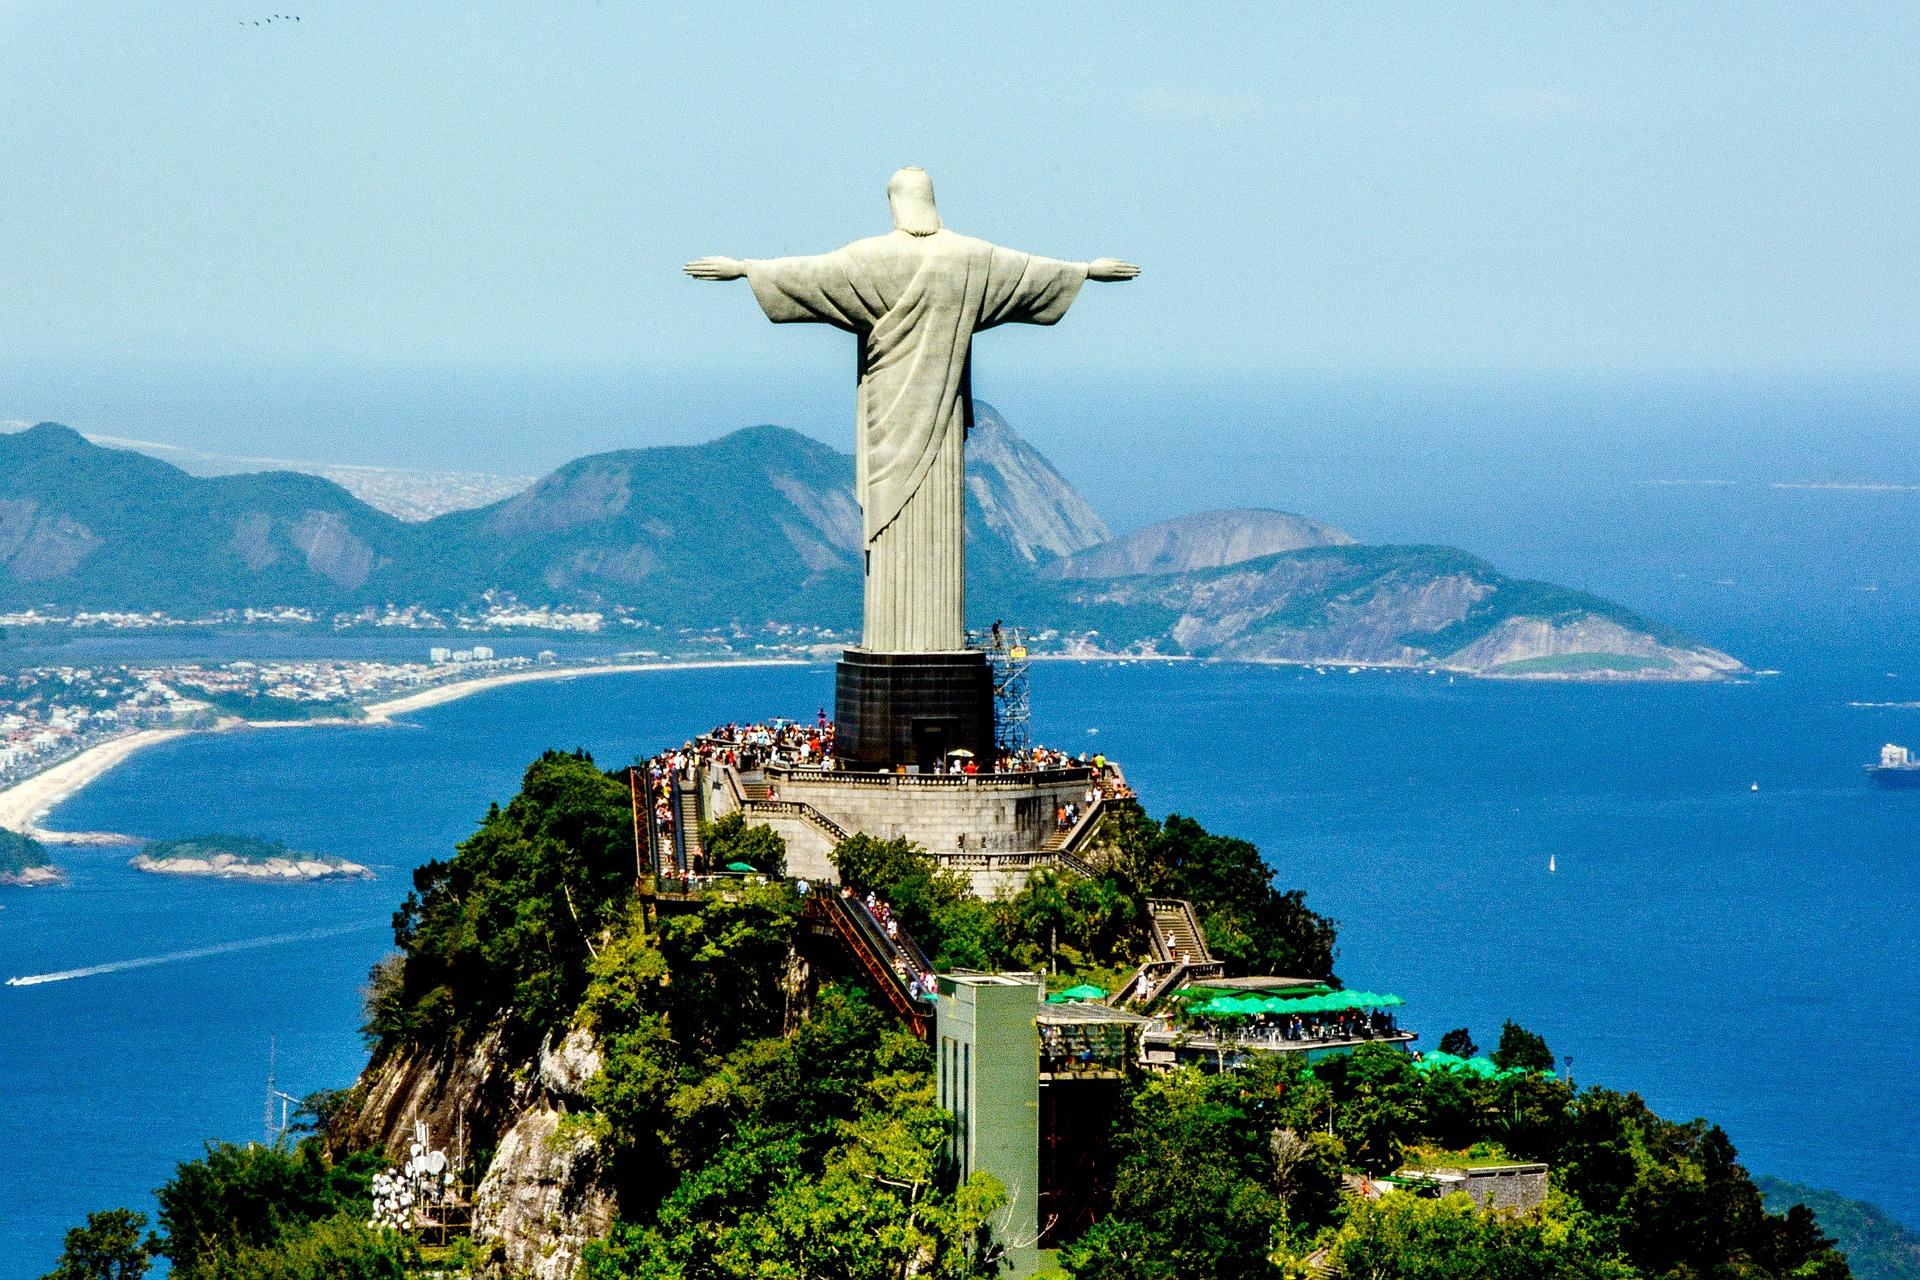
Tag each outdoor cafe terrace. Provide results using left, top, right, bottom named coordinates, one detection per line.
left=1139, top=985, right=1417, bottom=1069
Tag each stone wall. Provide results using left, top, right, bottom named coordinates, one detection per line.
left=1404, top=1163, right=1550, bottom=1212
left=708, top=768, right=1098, bottom=899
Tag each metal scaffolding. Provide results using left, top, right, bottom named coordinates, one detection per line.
left=973, top=621, right=1031, bottom=756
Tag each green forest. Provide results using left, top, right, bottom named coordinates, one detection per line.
left=1, top=826, right=53, bottom=876
left=42, top=750, right=1862, bottom=1279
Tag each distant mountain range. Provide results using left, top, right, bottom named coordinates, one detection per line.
left=0, top=404, right=1742, bottom=678
left=0, top=419, right=530, bottom=522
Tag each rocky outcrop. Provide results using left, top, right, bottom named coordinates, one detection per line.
left=472, top=1105, right=616, bottom=1280
left=129, top=852, right=373, bottom=880
left=965, top=402, right=1112, bottom=562
left=342, top=1026, right=616, bottom=1280
left=0, top=497, right=100, bottom=582
left=1048, top=508, right=1353, bottom=580
left=1066, top=545, right=1744, bottom=679
left=0, top=864, right=62, bottom=886
left=289, top=511, right=378, bottom=589
left=1442, top=616, right=1746, bottom=680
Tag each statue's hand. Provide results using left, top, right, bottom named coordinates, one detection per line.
left=1088, top=258, right=1140, bottom=282
left=684, top=256, right=746, bottom=281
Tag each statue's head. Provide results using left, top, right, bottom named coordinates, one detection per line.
left=888, top=167, right=942, bottom=236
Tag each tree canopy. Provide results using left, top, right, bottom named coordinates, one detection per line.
left=45, top=749, right=1853, bottom=1280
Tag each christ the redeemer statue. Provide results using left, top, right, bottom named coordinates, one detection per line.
left=686, top=167, right=1137, bottom=655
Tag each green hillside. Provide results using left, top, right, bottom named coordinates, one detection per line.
left=1758, top=1178, right=1920, bottom=1280
left=0, top=416, right=1740, bottom=675
left=0, top=827, right=52, bottom=876
left=0, top=423, right=417, bottom=610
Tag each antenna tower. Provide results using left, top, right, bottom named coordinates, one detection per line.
left=263, top=1038, right=299, bottom=1144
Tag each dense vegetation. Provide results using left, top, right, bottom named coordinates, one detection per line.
left=46, top=749, right=1849, bottom=1277
left=367, top=750, right=638, bottom=1050
left=141, top=834, right=312, bottom=864
left=41, top=1138, right=408, bottom=1280
left=188, top=690, right=363, bottom=721
left=1, top=825, right=53, bottom=876
left=1069, top=1044, right=1848, bottom=1279
left=1756, top=1179, right=1920, bottom=1280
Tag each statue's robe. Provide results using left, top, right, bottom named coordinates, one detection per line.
left=745, top=230, right=1086, bottom=652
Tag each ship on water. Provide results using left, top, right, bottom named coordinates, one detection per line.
left=1867, top=743, right=1920, bottom=789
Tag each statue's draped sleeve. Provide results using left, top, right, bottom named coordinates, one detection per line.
left=744, top=250, right=882, bottom=333
left=975, top=247, right=1087, bottom=330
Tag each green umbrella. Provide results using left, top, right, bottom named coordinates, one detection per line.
left=725, top=861, right=757, bottom=873
left=1057, top=983, right=1107, bottom=1001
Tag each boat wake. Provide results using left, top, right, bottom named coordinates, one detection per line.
left=6, top=923, right=378, bottom=987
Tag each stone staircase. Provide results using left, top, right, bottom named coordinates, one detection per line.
left=1149, top=898, right=1212, bottom=966
left=673, top=773, right=704, bottom=871
left=1114, top=899, right=1224, bottom=1008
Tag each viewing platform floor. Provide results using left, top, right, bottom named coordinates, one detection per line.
left=1142, top=1027, right=1417, bottom=1071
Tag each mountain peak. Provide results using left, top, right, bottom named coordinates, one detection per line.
left=1047, top=508, right=1354, bottom=580
left=965, top=401, right=1112, bottom=562
left=14, top=422, right=91, bottom=450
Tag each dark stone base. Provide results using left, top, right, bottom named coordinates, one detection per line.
left=835, top=648, right=995, bottom=771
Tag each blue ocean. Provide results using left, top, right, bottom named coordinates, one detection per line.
left=3, top=370, right=1919, bottom=1272
left=2, top=650, right=1918, bottom=1272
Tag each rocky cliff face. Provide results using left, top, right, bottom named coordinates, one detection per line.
left=1444, top=616, right=1747, bottom=679
left=339, top=1027, right=616, bottom=1280
left=1047, top=507, right=1354, bottom=580
left=1065, top=544, right=1745, bottom=678
left=965, top=401, right=1112, bottom=563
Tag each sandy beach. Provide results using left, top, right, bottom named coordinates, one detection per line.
left=361, top=657, right=806, bottom=719
left=0, top=658, right=810, bottom=842
left=0, top=728, right=192, bottom=839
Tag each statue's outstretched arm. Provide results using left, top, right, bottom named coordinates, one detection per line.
left=1087, top=258, right=1140, bottom=282
left=684, top=256, right=745, bottom=281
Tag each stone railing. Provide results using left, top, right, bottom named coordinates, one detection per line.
left=764, top=764, right=1096, bottom=790
left=746, top=798, right=850, bottom=844
left=938, top=851, right=1059, bottom=873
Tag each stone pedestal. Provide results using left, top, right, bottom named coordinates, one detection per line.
left=835, top=648, right=994, bottom=771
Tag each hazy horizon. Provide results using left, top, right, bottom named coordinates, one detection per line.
left=5, top=4, right=1917, bottom=379
left=5, top=3, right=1918, bottom=651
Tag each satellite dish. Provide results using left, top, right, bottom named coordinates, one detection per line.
left=426, top=1150, right=447, bottom=1176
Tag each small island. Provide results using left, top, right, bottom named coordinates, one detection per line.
left=0, top=827, right=60, bottom=886
left=129, top=833, right=373, bottom=882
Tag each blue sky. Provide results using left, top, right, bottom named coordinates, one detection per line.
left=2, top=2, right=1916, bottom=377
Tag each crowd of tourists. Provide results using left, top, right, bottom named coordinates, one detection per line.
left=697, top=711, right=837, bottom=770
left=633, top=714, right=840, bottom=855
left=841, top=884, right=939, bottom=1003
left=1040, top=1023, right=1113, bottom=1073
left=1183, top=1007, right=1402, bottom=1046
